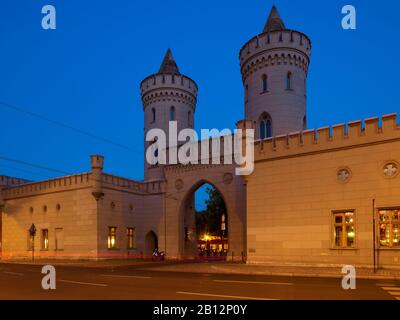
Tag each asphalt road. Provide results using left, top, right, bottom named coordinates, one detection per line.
left=0, top=262, right=399, bottom=300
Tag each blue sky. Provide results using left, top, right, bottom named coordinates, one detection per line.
left=0, top=0, right=399, bottom=185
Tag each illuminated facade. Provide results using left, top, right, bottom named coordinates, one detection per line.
left=0, top=6, right=399, bottom=269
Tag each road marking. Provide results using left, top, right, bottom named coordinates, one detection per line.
left=3, top=271, right=24, bottom=276
left=382, top=287, right=400, bottom=291
left=59, top=279, right=108, bottom=287
left=176, top=291, right=278, bottom=300
left=376, top=283, right=397, bottom=287
left=213, top=279, right=292, bottom=286
left=100, top=274, right=152, bottom=279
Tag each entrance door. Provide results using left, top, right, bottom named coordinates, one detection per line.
left=145, top=231, right=158, bottom=255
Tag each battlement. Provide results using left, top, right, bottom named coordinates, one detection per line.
left=140, top=73, right=198, bottom=108
left=0, top=175, right=32, bottom=187
left=1, top=171, right=165, bottom=200
left=1, top=173, right=92, bottom=200
left=254, top=113, right=400, bottom=162
left=101, top=173, right=164, bottom=194
left=239, top=30, right=311, bottom=80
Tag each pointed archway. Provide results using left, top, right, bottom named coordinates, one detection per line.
left=180, top=180, right=228, bottom=260
left=145, top=231, right=158, bottom=256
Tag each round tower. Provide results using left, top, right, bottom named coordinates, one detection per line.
left=239, top=6, right=311, bottom=139
left=140, top=49, right=198, bottom=180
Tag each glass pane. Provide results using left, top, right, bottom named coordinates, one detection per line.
left=392, top=224, right=399, bottom=246
left=345, top=212, right=354, bottom=224
left=335, top=226, right=343, bottom=247
left=393, top=211, right=399, bottom=221
left=379, top=211, right=389, bottom=223
left=346, top=225, right=355, bottom=247
left=260, top=121, right=265, bottom=139
left=380, top=224, right=390, bottom=246
left=335, top=215, right=343, bottom=224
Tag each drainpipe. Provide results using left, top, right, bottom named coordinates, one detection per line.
left=372, top=198, right=377, bottom=273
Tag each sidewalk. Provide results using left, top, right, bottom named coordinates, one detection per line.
left=2, top=258, right=400, bottom=280
left=0, top=258, right=162, bottom=268
left=141, top=262, right=400, bottom=280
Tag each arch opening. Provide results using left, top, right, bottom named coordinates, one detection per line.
left=145, top=231, right=158, bottom=256
left=182, top=182, right=228, bottom=260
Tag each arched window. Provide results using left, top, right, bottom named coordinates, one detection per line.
left=259, top=113, right=272, bottom=139
left=261, top=74, right=268, bottom=93
left=303, top=116, right=307, bottom=130
left=260, top=120, right=266, bottom=140
left=151, top=108, right=156, bottom=123
left=266, top=118, right=272, bottom=138
left=286, top=72, right=292, bottom=90
left=169, top=106, right=175, bottom=121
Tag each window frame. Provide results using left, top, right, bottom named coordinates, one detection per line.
left=169, top=106, right=175, bottom=121
left=108, top=226, right=117, bottom=250
left=286, top=71, right=293, bottom=91
left=41, top=228, right=49, bottom=251
left=331, top=210, right=356, bottom=249
left=127, top=227, right=135, bottom=250
left=261, top=74, right=268, bottom=93
left=377, top=207, right=400, bottom=249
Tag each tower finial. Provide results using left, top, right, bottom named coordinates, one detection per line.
left=263, top=5, right=286, bottom=32
left=158, top=48, right=180, bottom=75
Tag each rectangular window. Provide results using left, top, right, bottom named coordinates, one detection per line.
left=379, top=209, right=400, bottom=247
left=332, top=211, right=355, bottom=248
left=55, top=228, right=64, bottom=251
left=108, top=227, right=117, bottom=249
left=127, top=228, right=135, bottom=249
left=41, top=229, right=49, bottom=251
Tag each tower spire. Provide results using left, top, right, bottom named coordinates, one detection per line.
left=263, top=5, right=286, bottom=32
left=158, top=48, right=180, bottom=75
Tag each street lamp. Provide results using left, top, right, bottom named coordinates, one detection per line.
left=29, top=223, right=36, bottom=262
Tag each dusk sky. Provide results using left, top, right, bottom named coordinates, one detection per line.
left=1, top=0, right=399, bottom=183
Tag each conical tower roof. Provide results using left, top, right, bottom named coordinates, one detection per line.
left=158, top=49, right=180, bottom=75
left=263, top=5, right=286, bottom=32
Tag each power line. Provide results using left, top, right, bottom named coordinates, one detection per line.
left=0, top=101, right=142, bottom=155
left=0, top=156, right=71, bottom=176
left=0, top=163, right=54, bottom=179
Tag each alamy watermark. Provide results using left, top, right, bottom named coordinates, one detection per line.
left=342, top=5, right=356, bottom=30
left=145, top=122, right=254, bottom=175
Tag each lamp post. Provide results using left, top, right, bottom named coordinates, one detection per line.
left=29, top=223, right=36, bottom=262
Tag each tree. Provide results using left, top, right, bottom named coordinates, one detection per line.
left=195, top=186, right=227, bottom=236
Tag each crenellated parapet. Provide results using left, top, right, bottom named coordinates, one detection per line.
left=239, top=30, right=311, bottom=82
left=101, top=173, right=165, bottom=195
left=0, top=175, right=32, bottom=187
left=140, top=73, right=198, bottom=109
left=254, top=114, right=400, bottom=162
left=1, top=173, right=92, bottom=200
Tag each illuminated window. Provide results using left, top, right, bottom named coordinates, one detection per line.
left=41, top=229, right=49, bottom=251
left=108, top=227, right=117, bottom=249
left=379, top=209, right=400, bottom=247
left=332, top=211, right=355, bottom=248
left=127, top=228, right=135, bottom=249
